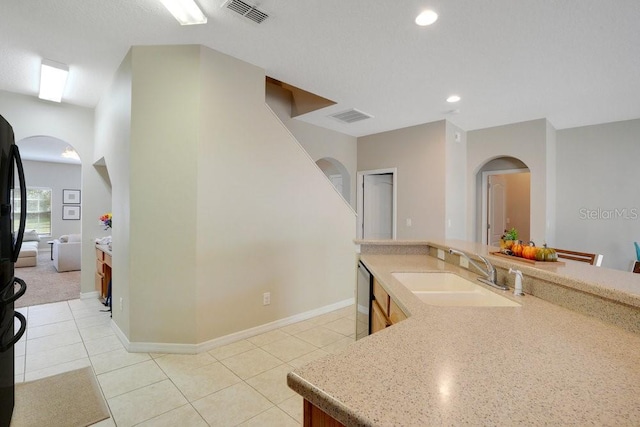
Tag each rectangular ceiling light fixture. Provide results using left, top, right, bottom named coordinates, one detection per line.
left=160, top=0, right=208, bottom=25
left=38, top=59, right=69, bottom=103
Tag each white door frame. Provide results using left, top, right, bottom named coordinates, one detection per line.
left=357, top=168, right=397, bottom=240
left=481, top=168, right=528, bottom=245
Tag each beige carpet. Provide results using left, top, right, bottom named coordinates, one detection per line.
left=11, top=367, right=110, bottom=427
left=14, top=252, right=81, bottom=308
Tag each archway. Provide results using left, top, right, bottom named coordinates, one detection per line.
left=476, top=156, right=531, bottom=245
left=12, top=135, right=83, bottom=306
left=17, top=135, right=81, bottom=165
left=316, top=157, right=351, bottom=204
left=16, top=135, right=82, bottom=239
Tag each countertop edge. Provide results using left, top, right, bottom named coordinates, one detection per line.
left=287, top=371, right=371, bottom=427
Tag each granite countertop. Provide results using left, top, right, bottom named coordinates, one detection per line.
left=95, top=243, right=112, bottom=255
left=430, top=239, right=640, bottom=308
left=287, top=251, right=640, bottom=426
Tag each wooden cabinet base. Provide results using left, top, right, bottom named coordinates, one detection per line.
left=95, top=246, right=112, bottom=299
left=304, top=399, right=345, bottom=427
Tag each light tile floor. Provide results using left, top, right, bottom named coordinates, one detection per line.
left=15, top=298, right=357, bottom=426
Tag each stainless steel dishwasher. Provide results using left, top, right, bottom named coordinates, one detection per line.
left=356, top=261, right=372, bottom=340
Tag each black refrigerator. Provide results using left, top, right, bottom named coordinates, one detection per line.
left=0, top=114, right=28, bottom=426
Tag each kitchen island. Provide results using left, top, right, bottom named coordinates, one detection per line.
left=287, top=240, right=640, bottom=426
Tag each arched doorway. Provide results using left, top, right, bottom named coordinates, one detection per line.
left=13, top=135, right=83, bottom=306
left=315, top=157, right=351, bottom=204
left=476, top=156, right=531, bottom=245
left=16, top=136, right=82, bottom=238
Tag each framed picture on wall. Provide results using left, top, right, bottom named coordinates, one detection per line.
left=62, top=205, right=81, bottom=220
left=63, top=189, right=81, bottom=204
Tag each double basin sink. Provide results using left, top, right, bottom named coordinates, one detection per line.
left=391, top=271, right=520, bottom=307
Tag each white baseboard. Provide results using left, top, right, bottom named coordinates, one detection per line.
left=113, top=298, right=354, bottom=354
left=80, top=291, right=100, bottom=300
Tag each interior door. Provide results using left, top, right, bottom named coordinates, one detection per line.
left=488, top=175, right=506, bottom=246
left=363, top=173, right=393, bottom=239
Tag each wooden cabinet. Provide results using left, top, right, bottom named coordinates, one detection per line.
left=389, top=298, right=408, bottom=324
left=302, top=276, right=407, bottom=425
left=303, top=399, right=345, bottom=427
left=95, top=246, right=112, bottom=300
left=371, top=299, right=390, bottom=334
left=371, top=277, right=406, bottom=334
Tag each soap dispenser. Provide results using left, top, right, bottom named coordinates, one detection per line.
left=509, top=268, right=524, bottom=296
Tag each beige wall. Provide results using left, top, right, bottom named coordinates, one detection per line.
left=504, top=173, right=531, bottom=242
left=467, top=119, right=553, bottom=245
left=94, top=45, right=356, bottom=347
left=94, top=50, right=133, bottom=336
left=195, top=46, right=356, bottom=342
left=445, top=121, right=467, bottom=239
left=266, top=84, right=357, bottom=208
left=556, top=118, right=640, bottom=270
left=129, top=46, right=201, bottom=344
left=546, top=121, right=557, bottom=245
left=358, top=120, right=446, bottom=240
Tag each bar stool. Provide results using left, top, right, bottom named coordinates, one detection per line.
left=553, top=248, right=603, bottom=266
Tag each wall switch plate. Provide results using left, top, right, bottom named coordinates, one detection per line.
left=119, top=297, right=123, bottom=311
left=406, top=218, right=412, bottom=227
left=263, top=292, right=271, bottom=305
left=437, top=249, right=445, bottom=260
left=460, top=257, right=469, bottom=269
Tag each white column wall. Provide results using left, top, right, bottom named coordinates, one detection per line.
left=128, top=46, right=200, bottom=344
left=445, top=121, right=467, bottom=240
left=94, top=51, right=133, bottom=336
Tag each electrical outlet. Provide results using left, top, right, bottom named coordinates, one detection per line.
left=119, top=297, right=123, bottom=311
left=460, top=257, right=469, bottom=269
left=263, top=292, right=271, bottom=306
left=437, top=249, right=445, bottom=260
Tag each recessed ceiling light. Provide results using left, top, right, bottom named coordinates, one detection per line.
left=447, top=95, right=461, bottom=103
left=415, top=10, right=438, bottom=26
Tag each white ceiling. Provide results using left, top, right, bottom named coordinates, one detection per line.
left=1, top=0, right=639, bottom=140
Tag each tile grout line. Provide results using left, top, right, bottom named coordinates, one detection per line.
left=69, top=300, right=119, bottom=425
left=19, top=300, right=356, bottom=426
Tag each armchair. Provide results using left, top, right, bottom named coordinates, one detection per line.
left=53, top=234, right=82, bottom=272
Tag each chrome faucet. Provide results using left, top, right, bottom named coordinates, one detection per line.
left=448, top=249, right=509, bottom=291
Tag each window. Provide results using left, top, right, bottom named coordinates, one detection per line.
left=13, top=188, right=52, bottom=236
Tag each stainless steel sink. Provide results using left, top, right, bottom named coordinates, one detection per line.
left=391, top=271, right=520, bottom=307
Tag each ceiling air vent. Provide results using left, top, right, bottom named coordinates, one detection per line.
left=330, top=109, right=373, bottom=124
left=222, top=0, right=269, bottom=24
